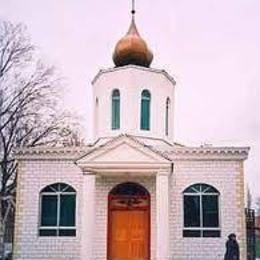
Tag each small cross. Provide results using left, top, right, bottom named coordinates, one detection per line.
left=131, top=0, right=136, bottom=15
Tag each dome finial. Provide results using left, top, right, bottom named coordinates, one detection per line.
left=112, top=0, right=153, bottom=67
left=131, top=0, right=136, bottom=16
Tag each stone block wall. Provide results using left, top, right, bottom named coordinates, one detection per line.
left=170, top=160, right=246, bottom=260
left=13, top=158, right=246, bottom=260
left=13, top=160, right=83, bottom=260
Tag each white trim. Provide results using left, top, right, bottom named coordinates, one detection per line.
left=81, top=174, right=96, bottom=260
left=91, top=65, right=177, bottom=86
left=15, top=134, right=249, bottom=162
left=39, top=227, right=76, bottom=230
left=156, top=172, right=170, bottom=258
left=184, top=193, right=219, bottom=196
left=183, top=227, right=221, bottom=231
left=168, top=146, right=250, bottom=161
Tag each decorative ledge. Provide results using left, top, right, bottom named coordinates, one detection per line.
left=165, top=147, right=250, bottom=161
left=15, top=134, right=250, bottom=162
left=92, top=65, right=176, bottom=86
left=15, top=146, right=92, bottom=160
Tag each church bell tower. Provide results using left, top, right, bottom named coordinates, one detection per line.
left=92, top=2, right=176, bottom=142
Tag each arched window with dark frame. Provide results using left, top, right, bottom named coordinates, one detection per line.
left=140, top=90, right=151, bottom=130
left=112, top=89, right=120, bottom=130
left=183, top=183, right=220, bottom=237
left=165, top=97, right=170, bottom=136
left=39, top=183, right=76, bottom=237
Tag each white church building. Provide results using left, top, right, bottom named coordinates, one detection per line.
left=13, top=6, right=249, bottom=260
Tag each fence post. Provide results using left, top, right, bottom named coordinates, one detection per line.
left=245, top=208, right=256, bottom=260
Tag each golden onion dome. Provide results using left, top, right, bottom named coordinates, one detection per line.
left=113, top=17, right=153, bottom=67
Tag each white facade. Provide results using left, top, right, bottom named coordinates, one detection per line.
left=13, top=134, right=249, bottom=260
left=13, top=18, right=250, bottom=260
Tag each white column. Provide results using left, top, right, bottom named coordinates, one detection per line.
left=81, top=172, right=96, bottom=260
left=156, top=171, right=170, bottom=259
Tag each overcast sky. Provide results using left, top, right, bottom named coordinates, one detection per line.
left=1, top=0, right=259, bottom=201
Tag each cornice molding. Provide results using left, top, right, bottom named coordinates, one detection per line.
left=166, top=146, right=250, bottom=161
left=15, top=146, right=92, bottom=160
left=15, top=135, right=250, bottom=162
left=91, top=65, right=176, bottom=86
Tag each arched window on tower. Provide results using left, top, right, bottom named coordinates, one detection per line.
left=111, top=89, right=120, bottom=130
left=95, top=97, right=99, bottom=133
left=165, top=97, right=170, bottom=136
left=140, top=90, right=151, bottom=130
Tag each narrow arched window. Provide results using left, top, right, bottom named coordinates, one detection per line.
left=39, top=183, right=76, bottom=236
left=112, top=89, right=120, bottom=130
left=140, top=90, right=151, bottom=130
left=183, top=183, right=220, bottom=238
left=165, top=97, right=170, bottom=136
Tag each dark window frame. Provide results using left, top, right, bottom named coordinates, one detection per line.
left=140, top=89, right=151, bottom=130
left=183, top=183, right=221, bottom=238
left=165, top=97, right=170, bottom=136
left=39, top=183, right=76, bottom=237
left=111, top=89, right=120, bottom=130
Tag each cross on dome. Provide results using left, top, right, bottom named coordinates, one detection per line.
left=131, top=0, right=136, bottom=15
left=112, top=0, right=153, bottom=67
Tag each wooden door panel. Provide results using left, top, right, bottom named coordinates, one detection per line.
left=110, top=211, right=130, bottom=258
left=109, top=209, right=149, bottom=260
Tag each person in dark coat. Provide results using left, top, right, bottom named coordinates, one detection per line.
left=224, top=233, right=240, bottom=260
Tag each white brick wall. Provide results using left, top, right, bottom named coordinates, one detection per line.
left=13, top=160, right=83, bottom=260
left=170, top=160, right=246, bottom=260
left=14, top=158, right=246, bottom=260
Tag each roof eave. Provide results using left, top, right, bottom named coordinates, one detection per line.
left=91, top=65, right=176, bottom=86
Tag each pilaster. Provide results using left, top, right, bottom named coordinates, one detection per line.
left=156, top=170, right=170, bottom=259
left=81, top=172, right=96, bottom=260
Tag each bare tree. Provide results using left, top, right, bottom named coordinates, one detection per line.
left=0, top=21, right=84, bottom=257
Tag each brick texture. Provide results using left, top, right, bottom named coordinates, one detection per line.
left=170, top=160, right=246, bottom=260
left=13, top=158, right=246, bottom=260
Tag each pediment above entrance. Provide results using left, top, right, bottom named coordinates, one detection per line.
left=75, top=135, right=171, bottom=173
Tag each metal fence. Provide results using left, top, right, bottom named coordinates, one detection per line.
left=246, top=208, right=256, bottom=260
